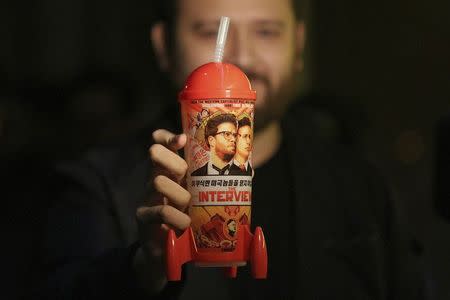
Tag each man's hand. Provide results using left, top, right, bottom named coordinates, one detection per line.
left=133, top=129, right=191, bottom=294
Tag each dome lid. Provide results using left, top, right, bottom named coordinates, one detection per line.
left=178, top=62, right=256, bottom=101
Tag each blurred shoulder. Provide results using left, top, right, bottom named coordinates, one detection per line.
left=284, top=97, right=391, bottom=230
left=284, top=98, right=381, bottom=179
left=53, top=104, right=179, bottom=188
left=284, top=93, right=367, bottom=148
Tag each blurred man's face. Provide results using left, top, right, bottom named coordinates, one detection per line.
left=210, top=122, right=237, bottom=159
left=154, top=0, right=305, bottom=131
left=236, top=125, right=252, bottom=160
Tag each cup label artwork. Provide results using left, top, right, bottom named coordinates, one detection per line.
left=181, top=98, right=255, bottom=251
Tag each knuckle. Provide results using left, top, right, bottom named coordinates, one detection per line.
left=181, top=190, right=192, bottom=205
left=135, top=207, right=145, bottom=222
left=153, top=174, right=165, bottom=189
left=152, top=129, right=164, bottom=143
left=148, top=144, right=162, bottom=160
left=182, top=215, right=192, bottom=228
left=151, top=130, right=159, bottom=142
left=148, top=144, right=158, bottom=159
left=158, top=205, right=171, bottom=224
left=136, top=207, right=154, bottom=225
left=180, top=160, right=188, bottom=175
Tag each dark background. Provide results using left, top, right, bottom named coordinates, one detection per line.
left=1, top=0, right=449, bottom=298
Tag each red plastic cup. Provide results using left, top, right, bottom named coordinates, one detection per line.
left=179, top=61, right=256, bottom=264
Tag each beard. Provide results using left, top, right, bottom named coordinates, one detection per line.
left=246, top=71, right=299, bottom=133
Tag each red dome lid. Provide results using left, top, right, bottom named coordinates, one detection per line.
left=178, top=62, right=256, bottom=101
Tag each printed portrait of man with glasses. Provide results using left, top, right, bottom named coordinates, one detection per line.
left=191, top=113, right=238, bottom=176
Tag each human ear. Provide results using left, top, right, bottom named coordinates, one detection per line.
left=150, top=22, right=170, bottom=72
left=208, top=136, right=216, bottom=148
left=294, top=21, right=306, bottom=72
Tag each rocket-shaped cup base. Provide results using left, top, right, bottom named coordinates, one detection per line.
left=165, top=224, right=267, bottom=281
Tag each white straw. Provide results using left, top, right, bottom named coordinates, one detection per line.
left=213, top=16, right=230, bottom=63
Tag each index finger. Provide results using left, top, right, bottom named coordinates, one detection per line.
left=152, top=129, right=186, bottom=153
left=136, top=205, right=191, bottom=230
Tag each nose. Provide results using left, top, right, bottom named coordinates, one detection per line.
left=224, top=28, right=255, bottom=71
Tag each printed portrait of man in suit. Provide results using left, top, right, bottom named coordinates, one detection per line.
left=191, top=113, right=237, bottom=176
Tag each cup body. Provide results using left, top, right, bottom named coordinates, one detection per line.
left=179, top=62, right=256, bottom=254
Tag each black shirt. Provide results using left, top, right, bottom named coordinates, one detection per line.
left=245, top=136, right=295, bottom=299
